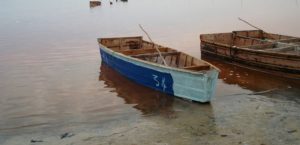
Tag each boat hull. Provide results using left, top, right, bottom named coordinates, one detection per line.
left=99, top=46, right=218, bottom=103
left=200, top=41, right=300, bottom=74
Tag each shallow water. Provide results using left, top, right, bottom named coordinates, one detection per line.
left=0, top=0, right=300, bottom=144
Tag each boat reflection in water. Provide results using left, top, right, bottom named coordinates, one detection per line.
left=99, top=63, right=175, bottom=115
left=203, top=56, right=300, bottom=102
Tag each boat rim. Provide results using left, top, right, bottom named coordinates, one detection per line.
left=200, top=38, right=300, bottom=58
left=99, top=42, right=220, bottom=75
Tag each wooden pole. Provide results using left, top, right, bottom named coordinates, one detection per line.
left=238, top=17, right=277, bottom=40
left=238, top=17, right=262, bottom=30
left=139, top=24, right=168, bottom=66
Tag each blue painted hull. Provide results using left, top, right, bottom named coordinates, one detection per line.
left=100, top=47, right=175, bottom=96
left=99, top=46, right=218, bottom=102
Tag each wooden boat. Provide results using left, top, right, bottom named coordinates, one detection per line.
left=90, top=1, right=101, bottom=7
left=200, top=30, right=300, bottom=78
left=98, top=36, right=219, bottom=102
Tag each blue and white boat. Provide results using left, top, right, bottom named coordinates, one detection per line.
left=98, top=36, right=219, bottom=102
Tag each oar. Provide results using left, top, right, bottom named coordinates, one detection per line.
left=238, top=17, right=278, bottom=40
left=238, top=17, right=263, bottom=30
left=139, top=24, right=168, bottom=66
left=238, top=17, right=273, bottom=38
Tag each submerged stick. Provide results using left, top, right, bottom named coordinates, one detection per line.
left=139, top=24, right=168, bottom=66
left=249, top=88, right=278, bottom=95
left=220, top=88, right=278, bottom=97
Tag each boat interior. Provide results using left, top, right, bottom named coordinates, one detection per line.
left=99, top=36, right=212, bottom=71
left=200, top=30, right=300, bottom=55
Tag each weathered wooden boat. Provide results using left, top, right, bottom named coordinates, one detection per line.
left=200, top=30, right=300, bottom=78
left=98, top=36, right=219, bottom=102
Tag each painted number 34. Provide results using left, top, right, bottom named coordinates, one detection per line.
left=152, top=74, right=167, bottom=92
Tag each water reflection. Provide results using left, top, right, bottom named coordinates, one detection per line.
left=204, top=56, right=300, bottom=103
left=99, top=63, right=174, bottom=115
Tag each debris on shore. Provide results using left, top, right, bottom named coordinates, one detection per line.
left=60, top=132, right=75, bottom=139
left=287, top=129, right=297, bottom=134
left=30, top=139, right=43, bottom=143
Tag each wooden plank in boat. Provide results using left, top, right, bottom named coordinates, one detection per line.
left=241, top=43, right=276, bottom=49
left=118, top=48, right=169, bottom=55
left=265, top=46, right=298, bottom=52
left=131, top=52, right=179, bottom=58
left=277, top=38, right=300, bottom=43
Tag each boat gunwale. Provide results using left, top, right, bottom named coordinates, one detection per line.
left=200, top=37, right=300, bottom=59
left=98, top=36, right=143, bottom=40
left=98, top=38, right=220, bottom=74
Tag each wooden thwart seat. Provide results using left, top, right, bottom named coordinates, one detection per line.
left=242, top=43, right=276, bottom=49
left=118, top=48, right=169, bottom=56
left=235, top=35, right=264, bottom=41
left=131, top=52, right=179, bottom=58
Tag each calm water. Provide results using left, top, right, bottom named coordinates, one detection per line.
left=0, top=0, right=300, bottom=144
